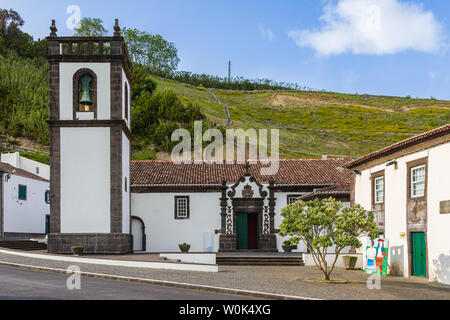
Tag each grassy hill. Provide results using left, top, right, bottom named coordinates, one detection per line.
left=154, top=76, right=450, bottom=159
left=1, top=51, right=449, bottom=161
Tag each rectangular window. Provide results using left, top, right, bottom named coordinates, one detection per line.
left=45, top=190, right=50, bottom=204
left=18, top=185, right=27, bottom=200
left=175, top=196, right=190, bottom=219
left=374, top=176, right=384, bottom=203
left=287, top=196, right=298, bottom=205
left=287, top=194, right=306, bottom=205
left=36, top=167, right=39, bottom=175
left=411, top=165, right=426, bottom=197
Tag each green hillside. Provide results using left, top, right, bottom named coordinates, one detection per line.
left=154, top=76, right=450, bottom=159
left=1, top=51, right=449, bottom=161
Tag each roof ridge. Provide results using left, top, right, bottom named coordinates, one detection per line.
left=346, top=123, right=450, bottom=168
left=131, top=158, right=350, bottom=163
left=0, top=162, right=49, bottom=183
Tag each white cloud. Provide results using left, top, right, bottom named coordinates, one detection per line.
left=288, top=0, right=446, bottom=55
left=258, top=24, right=275, bottom=41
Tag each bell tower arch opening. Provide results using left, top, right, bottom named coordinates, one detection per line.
left=73, top=68, right=97, bottom=119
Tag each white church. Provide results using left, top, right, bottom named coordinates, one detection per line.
left=44, top=20, right=351, bottom=255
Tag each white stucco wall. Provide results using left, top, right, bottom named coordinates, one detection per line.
left=3, top=174, right=49, bottom=234
left=354, top=143, right=450, bottom=284
left=60, top=127, right=110, bottom=233
left=427, top=143, right=450, bottom=284
left=131, top=192, right=221, bottom=252
left=1, top=152, right=50, bottom=180
left=274, top=192, right=307, bottom=253
left=122, top=132, right=130, bottom=234
left=59, top=63, right=111, bottom=120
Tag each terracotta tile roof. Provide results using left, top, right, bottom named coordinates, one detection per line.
left=0, top=162, right=49, bottom=183
left=346, top=124, right=450, bottom=168
left=130, top=159, right=351, bottom=186
left=298, top=183, right=350, bottom=201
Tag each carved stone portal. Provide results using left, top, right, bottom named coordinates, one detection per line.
left=242, top=185, right=254, bottom=198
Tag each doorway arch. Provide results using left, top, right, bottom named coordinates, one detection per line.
left=131, top=216, right=146, bottom=252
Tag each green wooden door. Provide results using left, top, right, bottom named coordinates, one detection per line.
left=412, top=233, right=426, bottom=277
left=236, top=214, right=248, bottom=250
left=45, top=215, right=50, bottom=234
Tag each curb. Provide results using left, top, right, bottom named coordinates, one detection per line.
left=0, top=260, right=320, bottom=300
left=0, top=249, right=218, bottom=273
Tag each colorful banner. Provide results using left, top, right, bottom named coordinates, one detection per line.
left=364, top=237, right=389, bottom=276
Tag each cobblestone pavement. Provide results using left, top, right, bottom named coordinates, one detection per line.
left=0, top=250, right=449, bottom=300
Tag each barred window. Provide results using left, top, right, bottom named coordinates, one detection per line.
left=175, top=196, right=190, bottom=219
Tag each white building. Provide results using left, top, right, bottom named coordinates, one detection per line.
left=346, top=124, right=450, bottom=285
left=130, top=160, right=350, bottom=253
left=1, top=152, right=50, bottom=180
left=0, top=162, right=50, bottom=239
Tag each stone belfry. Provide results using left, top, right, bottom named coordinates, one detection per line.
left=46, top=20, right=133, bottom=254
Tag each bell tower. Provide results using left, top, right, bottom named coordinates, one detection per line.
left=46, top=20, right=133, bottom=254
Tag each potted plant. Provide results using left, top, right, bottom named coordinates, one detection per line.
left=179, top=243, right=191, bottom=252
left=282, top=240, right=297, bottom=252
left=342, top=255, right=358, bottom=270
left=71, top=246, right=84, bottom=256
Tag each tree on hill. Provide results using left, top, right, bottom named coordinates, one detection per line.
left=74, top=17, right=108, bottom=37
left=0, top=8, right=45, bottom=58
left=71, top=17, right=179, bottom=74
left=122, top=28, right=179, bottom=74
left=279, top=198, right=378, bottom=281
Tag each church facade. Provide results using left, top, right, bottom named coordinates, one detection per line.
left=130, top=160, right=351, bottom=253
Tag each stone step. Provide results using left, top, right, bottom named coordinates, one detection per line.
left=0, top=240, right=47, bottom=251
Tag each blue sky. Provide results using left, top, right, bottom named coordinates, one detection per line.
left=3, top=0, right=450, bottom=99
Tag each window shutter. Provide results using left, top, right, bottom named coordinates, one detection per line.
left=18, top=185, right=27, bottom=200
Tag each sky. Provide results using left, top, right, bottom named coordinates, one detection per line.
left=3, top=0, right=450, bottom=99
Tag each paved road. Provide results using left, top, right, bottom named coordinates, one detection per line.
left=0, top=266, right=255, bottom=300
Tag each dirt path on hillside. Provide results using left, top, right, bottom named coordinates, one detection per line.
left=208, top=89, right=232, bottom=126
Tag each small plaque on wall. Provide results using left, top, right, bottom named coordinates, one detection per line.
left=440, top=200, right=450, bottom=214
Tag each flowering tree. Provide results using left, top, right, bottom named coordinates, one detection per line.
left=279, top=197, right=378, bottom=281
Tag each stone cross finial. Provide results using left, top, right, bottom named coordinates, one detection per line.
left=244, top=161, right=251, bottom=176
left=50, top=20, right=57, bottom=37
left=113, top=19, right=121, bottom=37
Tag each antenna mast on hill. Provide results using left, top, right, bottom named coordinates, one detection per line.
left=228, top=60, right=231, bottom=82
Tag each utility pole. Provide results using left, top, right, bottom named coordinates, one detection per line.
left=228, top=60, right=231, bottom=83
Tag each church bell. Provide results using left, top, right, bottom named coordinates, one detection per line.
left=79, top=75, right=93, bottom=105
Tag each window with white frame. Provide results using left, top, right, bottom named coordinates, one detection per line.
left=374, top=176, right=384, bottom=203
left=287, top=194, right=306, bottom=205
left=287, top=196, right=298, bottom=205
left=175, top=196, right=189, bottom=219
left=411, top=165, right=426, bottom=197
